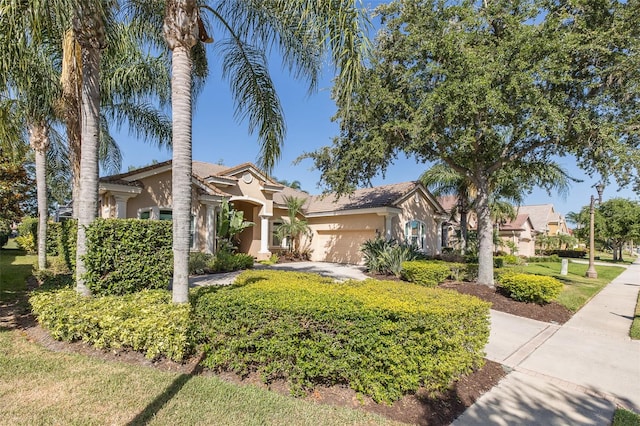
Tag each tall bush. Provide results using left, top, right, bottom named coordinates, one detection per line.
left=83, top=219, right=172, bottom=295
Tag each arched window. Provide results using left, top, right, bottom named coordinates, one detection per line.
left=405, top=220, right=426, bottom=250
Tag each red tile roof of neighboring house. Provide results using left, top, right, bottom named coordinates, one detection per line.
left=499, top=213, right=531, bottom=231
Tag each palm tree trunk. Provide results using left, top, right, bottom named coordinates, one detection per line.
left=170, top=45, right=193, bottom=303
left=75, top=45, right=101, bottom=296
left=28, top=122, right=49, bottom=271
left=61, top=28, right=83, bottom=219
left=164, top=0, right=199, bottom=303
left=475, top=176, right=494, bottom=286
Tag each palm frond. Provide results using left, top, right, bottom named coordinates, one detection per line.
left=99, top=117, right=122, bottom=175
left=103, top=101, right=172, bottom=149
left=215, top=38, right=285, bottom=172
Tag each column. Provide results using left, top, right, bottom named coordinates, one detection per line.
left=258, top=215, right=271, bottom=260
left=436, top=220, right=443, bottom=254
left=114, top=195, right=128, bottom=219
left=385, top=215, right=393, bottom=240
left=205, top=204, right=215, bottom=254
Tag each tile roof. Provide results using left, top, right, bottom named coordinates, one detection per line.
left=516, top=204, right=557, bottom=232
left=192, top=161, right=232, bottom=179
left=499, top=213, right=531, bottom=231
left=304, top=182, right=419, bottom=214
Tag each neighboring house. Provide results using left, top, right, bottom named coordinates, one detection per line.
left=497, top=213, right=536, bottom=257
left=517, top=204, right=569, bottom=236
left=98, top=160, right=448, bottom=264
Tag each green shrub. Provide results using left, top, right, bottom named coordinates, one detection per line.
left=462, top=263, right=479, bottom=282
left=189, top=252, right=213, bottom=275
left=498, top=272, right=564, bottom=304
left=193, top=270, right=490, bottom=404
left=210, top=251, right=254, bottom=272
left=14, top=217, right=37, bottom=252
left=543, top=249, right=587, bottom=258
left=0, top=220, right=10, bottom=247
left=29, top=287, right=194, bottom=361
left=83, top=219, right=173, bottom=295
left=401, top=260, right=451, bottom=287
left=503, top=254, right=520, bottom=265
left=493, top=256, right=505, bottom=268
left=361, top=237, right=421, bottom=276
left=46, top=220, right=77, bottom=271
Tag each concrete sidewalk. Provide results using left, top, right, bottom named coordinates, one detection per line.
left=454, top=261, right=640, bottom=425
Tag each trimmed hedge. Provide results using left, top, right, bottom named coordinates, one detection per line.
left=401, top=260, right=451, bottom=287
left=498, top=272, right=564, bottom=304
left=543, top=249, right=586, bottom=258
left=83, top=219, right=172, bottom=295
left=29, top=288, right=195, bottom=360
left=193, top=270, right=490, bottom=403
left=48, top=220, right=77, bottom=271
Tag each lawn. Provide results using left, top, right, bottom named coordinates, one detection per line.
left=0, top=249, right=398, bottom=425
left=0, top=244, right=36, bottom=303
left=520, top=261, right=626, bottom=312
left=0, top=330, right=397, bottom=425
left=631, top=291, right=640, bottom=340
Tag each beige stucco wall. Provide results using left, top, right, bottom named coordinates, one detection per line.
left=392, top=193, right=441, bottom=255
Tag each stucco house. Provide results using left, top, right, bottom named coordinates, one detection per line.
left=497, top=213, right=536, bottom=257
left=516, top=204, right=569, bottom=236
left=98, top=160, right=449, bottom=264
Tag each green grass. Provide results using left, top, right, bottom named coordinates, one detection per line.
left=592, top=250, right=637, bottom=265
left=0, top=246, right=36, bottom=303
left=630, top=291, right=640, bottom=340
left=612, top=408, right=640, bottom=426
left=0, top=330, right=398, bottom=425
left=0, top=247, right=398, bottom=425
left=517, top=262, right=625, bottom=312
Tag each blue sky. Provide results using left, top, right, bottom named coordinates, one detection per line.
left=113, top=50, right=638, bottom=223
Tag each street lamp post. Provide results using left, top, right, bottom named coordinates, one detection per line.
left=586, top=183, right=604, bottom=279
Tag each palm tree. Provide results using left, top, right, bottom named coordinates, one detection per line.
left=276, top=196, right=311, bottom=256
left=421, top=161, right=576, bottom=260
left=0, top=16, right=62, bottom=271
left=161, top=0, right=370, bottom=303
left=420, top=163, right=475, bottom=254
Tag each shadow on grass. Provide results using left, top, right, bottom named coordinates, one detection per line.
left=126, top=353, right=206, bottom=426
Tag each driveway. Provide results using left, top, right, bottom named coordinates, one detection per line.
left=188, top=261, right=369, bottom=287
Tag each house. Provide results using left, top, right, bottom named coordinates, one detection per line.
left=98, top=160, right=449, bottom=264
left=516, top=204, right=569, bottom=236
left=497, top=213, right=536, bottom=257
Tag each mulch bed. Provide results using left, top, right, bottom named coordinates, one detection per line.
left=439, top=281, right=573, bottom=324
left=1, top=275, right=550, bottom=425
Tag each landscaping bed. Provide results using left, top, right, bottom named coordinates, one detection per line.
left=440, top=281, right=573, bottom=324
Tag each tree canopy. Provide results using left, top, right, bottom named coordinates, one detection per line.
left=305, top=0, right=640, bottom=284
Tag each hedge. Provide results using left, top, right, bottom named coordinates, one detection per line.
left=498, top=272, right=564, bottom=304
left=29, top=288, right=195, bottom=361
left=543, top=249, right=587, bottom=258
left=83, top=219, right=172, bottom=296
left=401, top=260, right=451, bottom=287
left=48, top=220, right=77, bottom=271
left=193, top=270, right=490, bottom=403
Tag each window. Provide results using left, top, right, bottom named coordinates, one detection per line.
left=405, top=220, right=426, bottom=250
left=159, top=209, right=173, bottom=221
left=139, top=210, right=151, bottom=220
left=272, top=221, right=284, bottom=247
